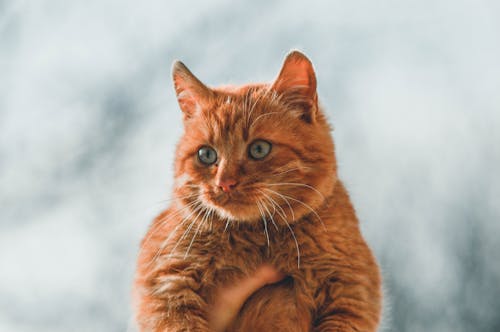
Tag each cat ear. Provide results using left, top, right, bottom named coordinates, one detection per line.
left=172, top=61, right=214, bottom=120
left=271, top=50, right=318, bottom=123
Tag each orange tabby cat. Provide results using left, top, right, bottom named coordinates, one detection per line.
left=134, top=51, right=382, bottom=331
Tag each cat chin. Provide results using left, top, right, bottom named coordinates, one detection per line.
left=212, top=207, right=240, bottom=222
left=200, top=200, right=260, bottom=223
left=217, top=206, right=255, bottom=223
left=197, top=193, right=256, bottom=221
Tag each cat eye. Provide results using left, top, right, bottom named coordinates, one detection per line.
left=198, top=146, right=217, bottom=165
left=248, top=140, right=272, bottom=160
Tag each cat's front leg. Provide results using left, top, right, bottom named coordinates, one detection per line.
left=312, top=276, right=381, bottom=332
left=135, top=260, right=212, bottom=332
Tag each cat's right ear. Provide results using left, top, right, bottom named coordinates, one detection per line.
left=172, top=61, right=213, bottom=120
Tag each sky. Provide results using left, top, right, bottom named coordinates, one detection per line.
left=1, top=1, right=499, bottom=331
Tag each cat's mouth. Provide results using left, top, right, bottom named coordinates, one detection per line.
left=204, top=189, right=261, bottom=221
left=209, top=190, right=254, bottom=207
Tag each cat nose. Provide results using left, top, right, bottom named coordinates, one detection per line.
left=217, top=178, right=238, bottom=193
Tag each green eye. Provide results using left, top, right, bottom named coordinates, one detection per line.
left=249, top=140, right=272, bottom=160
left=198, top=146, right=217, bottom=165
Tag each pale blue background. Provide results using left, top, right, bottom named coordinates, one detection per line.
left=1, top=1, right=499, bottom=331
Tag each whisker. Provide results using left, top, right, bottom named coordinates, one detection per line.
left=250, top=111, right=282, bottom=128
left=284, top=217, right=301, bottom=269
left=184, top=207, right=212, bottom=258
left=243, top=88, right=252, bottom=124
left=273, top=191, right=326, bottom=231
left=262, top=190, right=301, bottom=268
left=147, top=202, right=203, bottom=267
left=168, top=205, right=206, bottom=259
left=208, top=208, right=215, bottom=232
left=223, top=218, right=231, bottom=233
left=258, top=191, right=280, bottom=231
left=246, top=88, right=271, bottom=129
left=263, top=188, right=295, bottom=221
left=266, top=182, right=325, bottom=200
left=259, top=189, right=288, bottom=223
left=256, top=200, right=270, bottom=247
left=142, top=199, right=200, bottom=252
left=269, top=166, right=312, bottom=178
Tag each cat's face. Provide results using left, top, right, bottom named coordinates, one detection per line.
left=172, top=51, right=337, bottom=224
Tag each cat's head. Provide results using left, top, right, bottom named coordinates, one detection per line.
left=172, top=51, right=337, bottom=225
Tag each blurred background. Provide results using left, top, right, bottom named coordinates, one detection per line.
left=1, top=1, right=499, bottom=331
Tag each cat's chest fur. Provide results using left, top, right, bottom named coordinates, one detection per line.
left=177, top=212, right=338, bottom=328
left=189, top=215, right=333, bottom=280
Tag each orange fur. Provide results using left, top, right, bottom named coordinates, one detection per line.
left=134, top=51, right=382, bottom=331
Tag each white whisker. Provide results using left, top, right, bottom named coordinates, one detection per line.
left=273, top=191, right=326, bottom=231
left=250, top=111, right=282, bottom=128
left=259, top=189, right=287, bottom=224
left=266, top=182, right=325, bottom=200
left=166, top=204, right=206, bottom=260
left=269, top=166, right=312, bottom=178
left=264, top=188, right=295, bottom=221
left=142, top=200, right=199, bottom=255
left=184, top=207, right=212, bottom=258
left=259, top=193, right=279, bottom=231
left=261, top=189, right=301, bottom=268
left=256, top=200, right=270, bottom=247
left=148, top=202, right=203, bottom=267
left=246, top=88, right=271, bottom=129
left=283, top=218, right=301, bottom=269
left=223, top=218, right=231, bottom=233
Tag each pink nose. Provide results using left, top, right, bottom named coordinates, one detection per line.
left=218, top=179, right=238, bottom=193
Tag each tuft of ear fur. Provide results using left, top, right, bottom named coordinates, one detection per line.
left=271, top=50, right=318, bottom=123
left=172, top=61, right=214, bottom=120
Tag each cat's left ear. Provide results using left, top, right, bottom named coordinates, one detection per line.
left=271, top=50, right=318, bottom=123
left=172, top=61, right=214, bottom=120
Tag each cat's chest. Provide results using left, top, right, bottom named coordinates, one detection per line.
left=185, top=223, right=334, bottom=323
left=198, top=223, right=331, bottom=289
left=208, top=225, right=305, bottom=267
